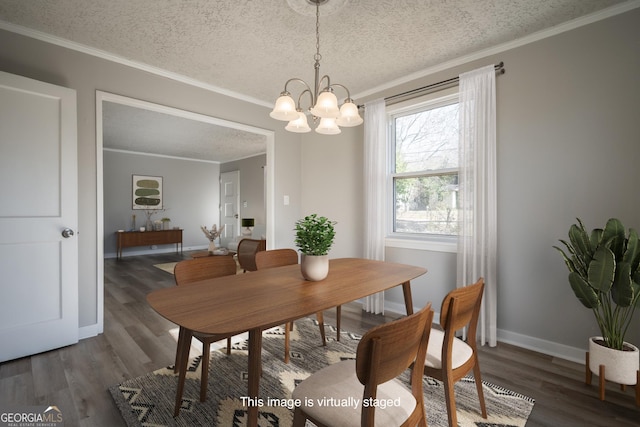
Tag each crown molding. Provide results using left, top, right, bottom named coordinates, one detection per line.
left=103, top=147, right=221, bottom=164
left=0, top=20, right=272, bottom=109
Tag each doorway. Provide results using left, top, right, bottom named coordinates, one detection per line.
left=95, top=91, right=275, bottom=332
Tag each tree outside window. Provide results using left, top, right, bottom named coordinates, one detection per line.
left=391, top=99, right=459, bottom=236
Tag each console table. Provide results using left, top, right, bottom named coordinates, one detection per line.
left=116, top=229, right=182, bottom=259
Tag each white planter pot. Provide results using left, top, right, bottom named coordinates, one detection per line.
left=300, top=254, right=329, bottom=281
left=589, top=336, right=639, bottom=385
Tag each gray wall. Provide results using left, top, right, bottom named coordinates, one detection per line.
left=0, top=28, right=302, bottom=332
left=103, top=150, right=221, bottom=257
left=300, top=127, right=364, bottom=259
left=300, top=9, right=640, bottom=361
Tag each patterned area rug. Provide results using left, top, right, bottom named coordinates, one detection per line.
left=153, top=262, right=177, bottom=274
left=109, top=319, right=534, bottom=426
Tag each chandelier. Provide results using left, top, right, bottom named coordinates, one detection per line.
left=269, top=0, right=363, bottom=135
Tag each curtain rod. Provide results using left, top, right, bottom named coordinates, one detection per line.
left=359, top=62, right=505, bottom=108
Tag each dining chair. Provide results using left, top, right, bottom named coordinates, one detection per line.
left=236, top=238, right=266, bottom=272
left=292, top=302, right=434, bottom=427
left=254, top=249, right=343, bottom=345
left=172, top=255, right=238, bottom=404
left=255, top=249, right=341, bottom=363
left=421, top=278, right=487, bottom=427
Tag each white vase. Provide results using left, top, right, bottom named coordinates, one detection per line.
left=208, top=241, right=216, bottom=253
left=300, top=254, right=329, bottom=281
left=589, top=336, right=639, bottom=385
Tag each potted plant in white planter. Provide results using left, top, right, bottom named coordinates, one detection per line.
left=554, top=218, right=640, bottom=393
left=294, top=214, right=336, bottom=281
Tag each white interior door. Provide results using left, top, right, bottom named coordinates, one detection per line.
left=219, top=170, right=240, bottom=248
left=0, top=71, right=78, bottom=362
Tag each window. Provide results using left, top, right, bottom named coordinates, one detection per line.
left=389, top=94, right=459, bottom=238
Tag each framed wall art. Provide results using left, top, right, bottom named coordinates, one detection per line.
left=132, top=175, right=163, bottom=209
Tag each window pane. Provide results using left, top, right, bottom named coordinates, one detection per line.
left=394, top=103, right=459, bottom=173
left=394, top=174, right=459, bottom=235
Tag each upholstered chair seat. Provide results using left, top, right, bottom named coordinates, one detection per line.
left=292, top=360, right=417, bottom=427
left=292, top=303, right=434, bottom=427
left=425, top=328, right=473, bottom=370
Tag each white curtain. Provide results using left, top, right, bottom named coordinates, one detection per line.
left=363, top=98, right=387, bottom=314
left=457, top=65, right=497, bottom=346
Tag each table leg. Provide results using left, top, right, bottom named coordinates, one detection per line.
left=246, top=328, right=263, bottom=427
left=174, top=327, right=185, bottom=373
left=402, top=281, right=414, bottom=315
left=173, top=328, right=193, bottom=417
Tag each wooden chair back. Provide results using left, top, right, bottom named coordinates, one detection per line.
left=173, top=256, right=237, bottom=286
left=356, top=303, right=434, bottom=427
left=424, top=278, right=486, bottom=426
left=171, top=255, right=238, bottom=407
left=255, top=249, right=298, bottom=270
left=236, top=238, right=267, bottom=272
left=440, top=278, right=485, bottom=339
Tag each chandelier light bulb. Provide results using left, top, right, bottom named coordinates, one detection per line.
left=285, top=111, right=312, bottom=133
left=310, top=90, right=340, bottom=118
left=315, top=117, right=341, bottom=135
left=270, top=94, right=299, bottom=121
left=336, top=101, right=363, bottom=127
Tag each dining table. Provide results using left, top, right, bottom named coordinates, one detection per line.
left=146, top=257, right=427, bottom=426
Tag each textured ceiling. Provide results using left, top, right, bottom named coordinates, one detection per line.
left=0, top=0, right=632, bottom=161
left=102, top=102, right=267, bottom=163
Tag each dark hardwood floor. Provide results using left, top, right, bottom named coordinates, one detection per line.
left=1, top=252, right=638, bottom=426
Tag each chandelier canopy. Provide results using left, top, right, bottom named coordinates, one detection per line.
left=270, top=0, right=363, bottom=135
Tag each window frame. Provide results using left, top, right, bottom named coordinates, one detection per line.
left=385, top=89, right=459, bottom=253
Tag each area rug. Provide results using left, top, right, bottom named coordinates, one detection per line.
left=153, top=262, right=177, bottom=274
left=109, top=319, right=534, bottom=427
left=154, top=260, right=243, bottom=275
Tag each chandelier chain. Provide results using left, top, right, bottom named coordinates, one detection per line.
left=314, top=1, right=321, bottom=62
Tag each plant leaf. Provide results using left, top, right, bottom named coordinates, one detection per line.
left=590, top=228, right=603, bottom=251
left=632, top=279, right=640, bottom=308
left=624, top=228, right=640, bottom=272
left=602, top=218, right=625, bottom=259
left=569, top=272, right=599, bottom=308
left=612, top=261, right=632, bottom=307
left=553, top=245, right=578, bottom=273
left=569, top=222, right=591, bottom=260
left=588, top=247, right=615, bottom=293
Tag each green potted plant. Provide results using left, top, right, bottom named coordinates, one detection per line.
left=161, top=217, right=171, bottom=230
left=294, top=214, right=336, bottom=281
left=554, top=218, right=640, bottom=388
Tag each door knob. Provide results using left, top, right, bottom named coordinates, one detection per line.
left=62, top=228, right=75, bottom=238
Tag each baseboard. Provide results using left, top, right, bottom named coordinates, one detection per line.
left=497, top=329, right=585, bottom=364
left=104, top=244, right=208, bottom=259
left=79, top=323, right=101, bottom=340
left=384, top=300, right=585, bottom=364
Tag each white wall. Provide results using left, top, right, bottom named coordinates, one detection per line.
left=300, top=8, right=640, bottom=361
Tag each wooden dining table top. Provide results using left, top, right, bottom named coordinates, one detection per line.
left=147, top=257, right=427, bottom=335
